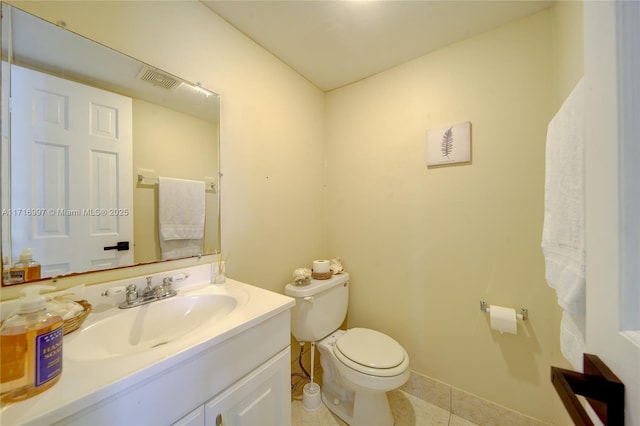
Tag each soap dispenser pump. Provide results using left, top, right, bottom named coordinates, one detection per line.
left=0, top=285, right=63, bottom=402
left=13, top=248, right=41, bottom=282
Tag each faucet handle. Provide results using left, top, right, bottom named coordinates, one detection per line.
left=125, top=283, right=138, bottom=305
left=156, top=277, right=174, bottom=298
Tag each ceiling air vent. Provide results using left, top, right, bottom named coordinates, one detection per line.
left=137, top=66, right=181, bottom=90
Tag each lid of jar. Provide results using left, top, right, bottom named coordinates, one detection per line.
left=19, top=248, right=33, bottom=262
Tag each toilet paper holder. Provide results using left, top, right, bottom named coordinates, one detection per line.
left=480, top=301, right=528, bottom=320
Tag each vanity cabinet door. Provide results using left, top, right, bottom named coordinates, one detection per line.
left=204, top=348, right=291, bottom=426
left=172, top=406, right=205, bottom=426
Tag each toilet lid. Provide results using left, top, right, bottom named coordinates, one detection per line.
left=334, top=328, right=405, bottom=370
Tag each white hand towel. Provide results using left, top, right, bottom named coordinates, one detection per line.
left=159, top=177, right=205, bottom=260
left=159, top=239, right=203, bottom=260
left=159, top=177, right=205, bottom=241
left=542, top=78, right=585, bottom=370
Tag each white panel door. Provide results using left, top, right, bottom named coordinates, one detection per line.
left=10, top=64, right=133, bottom=277
left=584, top=2, right=639, bottom=425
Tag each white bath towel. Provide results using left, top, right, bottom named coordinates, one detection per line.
left=159, top=177, right=205, bottom=260
left=542, top=78, right=585, bottom=370
left=560, top=310, right=586, bottom=370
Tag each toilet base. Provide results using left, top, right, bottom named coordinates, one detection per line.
left=321, top=387, right=393, bottom=426
left=316, top=330, right=405, bottom=426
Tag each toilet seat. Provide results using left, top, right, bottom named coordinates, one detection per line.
left=333, top=328, right=408, bottom=377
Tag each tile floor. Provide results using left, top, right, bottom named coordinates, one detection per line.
left=291, top=389, right=480, bottom=426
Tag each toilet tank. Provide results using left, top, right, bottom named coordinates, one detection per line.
left=284, top=272, right=350, bottom=342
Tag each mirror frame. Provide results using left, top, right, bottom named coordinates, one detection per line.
left=1, top=3, right=221, bottom=286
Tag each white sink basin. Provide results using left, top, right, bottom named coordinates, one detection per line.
left=66, top=293, right=238, bottom=360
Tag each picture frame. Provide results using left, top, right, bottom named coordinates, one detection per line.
left=427, top=121, right=471, bottom=166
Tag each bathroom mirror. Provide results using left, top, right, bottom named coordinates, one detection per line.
left=1, top=4, right=221, bottom=286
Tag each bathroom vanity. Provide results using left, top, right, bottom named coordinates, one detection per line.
left=0, top=265, right=295, bottom=425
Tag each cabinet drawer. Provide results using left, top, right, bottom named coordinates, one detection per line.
left=205, top=348, right=291, bottom=426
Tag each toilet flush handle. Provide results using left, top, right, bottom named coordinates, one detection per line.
left=303, top=296, right=314, bottom=304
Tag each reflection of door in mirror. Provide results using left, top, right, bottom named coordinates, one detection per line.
left=9, top=64, right=133, bottom=281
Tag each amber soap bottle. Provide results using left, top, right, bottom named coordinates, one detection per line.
left=0, top=285, right=63, bottom=402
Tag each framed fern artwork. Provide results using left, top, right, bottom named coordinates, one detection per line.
left=426, top=121, right=471, bottom=166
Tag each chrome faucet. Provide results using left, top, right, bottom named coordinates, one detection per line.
left=119, top=276, right=177, bottom=309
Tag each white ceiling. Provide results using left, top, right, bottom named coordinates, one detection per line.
left=202, top=0, right=553, bottom=92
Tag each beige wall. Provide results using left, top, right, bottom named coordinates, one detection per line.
left=325, top=8, right=580, bottom=422
left=551, top=1, right=584, bottom=109
left=5, top=1, right=585, bottom=422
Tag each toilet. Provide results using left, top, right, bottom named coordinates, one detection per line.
left=285, top=272, right=409, bottom=426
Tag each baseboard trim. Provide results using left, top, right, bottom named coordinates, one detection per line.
left=400, top=371, right=549, bottom=426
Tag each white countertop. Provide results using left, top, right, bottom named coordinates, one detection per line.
left=0, top=269, right=294, bottom=425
